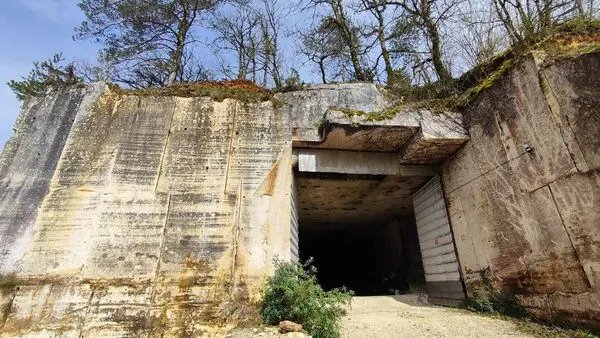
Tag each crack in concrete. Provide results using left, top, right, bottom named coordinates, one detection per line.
left=149, top=194, right=172, bottom=306
left=154, top=101, right=177, bottom=192
left=229, top=180, right=243, bottom=296
left=77, top=289, right=95, bottom=338
left=445, top=151, right=528, bottom=195
left=0, top=291, right=17, bottom=332
left=537, top=67, right=589, bottom=172
left=224, top=102, right=239, bottom=194
left=547, top=184, right=593, bottom=290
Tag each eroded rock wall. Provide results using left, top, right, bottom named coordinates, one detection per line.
left=443, top=52, right=600, bottom=329
left=0, top=86, right=293, bottom=337
left=0, top=85, right=103, bottom=274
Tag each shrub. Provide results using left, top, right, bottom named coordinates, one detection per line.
left=460, top=268, right=527, bottom=318
left=260, top=259, right=353, bottom=338
left=7, top=53, right=82, bottom=100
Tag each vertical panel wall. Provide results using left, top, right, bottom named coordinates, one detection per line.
left=291, top=175, right=300, bottom=263
left=413, top=176, right=464, bottom=305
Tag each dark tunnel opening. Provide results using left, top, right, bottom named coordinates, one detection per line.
left=295, top=172, right=427, bottom=296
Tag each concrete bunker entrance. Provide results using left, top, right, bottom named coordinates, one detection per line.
left=294, top=171, right=431, bottom=295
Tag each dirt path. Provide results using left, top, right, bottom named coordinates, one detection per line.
left=340, top=295, right=534, bottom=338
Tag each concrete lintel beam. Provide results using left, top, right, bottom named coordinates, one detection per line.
left=294, top=149, right=439, bottom=176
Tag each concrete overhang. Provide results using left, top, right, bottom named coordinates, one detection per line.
left=293, top=149, right=440, bottom=176
left=281, top=83, right=470, bottom=164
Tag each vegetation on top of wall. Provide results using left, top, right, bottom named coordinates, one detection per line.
left=260, top=259, right=353, bottom=338
left=108, top=79, right=284, bottom=107
left=328, top=105, right=406, bottom=124
left=382, top=18, right=600, bottom=113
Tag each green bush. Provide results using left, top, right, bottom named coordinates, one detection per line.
left=7, top=53, right=82, bottom=100
left=260, top=259, right=353, bottom=338
left=460, top=268, right=527, bottom=318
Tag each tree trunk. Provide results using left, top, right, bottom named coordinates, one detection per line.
left=319, top=57, right=327, bottom=84
left=375, top=10, right=393, bottom=81
left=420, top=0, right=452, bottom=84
left=332, top=0, right=369, bottom=81
left=168, top=40, right=185, bottom=85
left=168, top=6, right=192, bottom=85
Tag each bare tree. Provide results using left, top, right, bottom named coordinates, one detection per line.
left=210, top=3, right=262, bottom=80
left=384, top=0, right=462, bottom=84
left=258, top=0, right=286, bottom=88
left=450, top=1, right=507, bottom=69
left=299, top=18, right=352, bottom=83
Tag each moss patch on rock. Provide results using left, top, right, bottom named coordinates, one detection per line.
left=329, top=105, right=406, bottom=124
left=390, top=20, right=600, bottom=112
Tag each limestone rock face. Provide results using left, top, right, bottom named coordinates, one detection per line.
left=0, top=83, right=105, bottom=274
left=0, top=85, right=294, bottom=337
left=443, top=52, right=600, bottom=329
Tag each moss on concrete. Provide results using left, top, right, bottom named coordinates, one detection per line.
left=399, top=20, right=600, bottom=111
left=108, top=80, right=281, bottom=106
left=329, top=105, right=406, bottom=125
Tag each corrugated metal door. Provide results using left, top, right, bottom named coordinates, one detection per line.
left=413, top=176, right=464, bottom=305
left=291, top=175, right=299, bottom=263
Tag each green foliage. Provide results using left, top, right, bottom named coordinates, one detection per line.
left=278, top=68, right=306, bottom=92
left=7, top=53, right=81, bottom=100
left=329, top=105, right=405, bottom=126
left=260, top=259, right=353, bottom=338
left=460, top=268, right=527, bottom=318
left=76, top=0, right=220, bottom=87
left=560, top=16, right=600, bottom=35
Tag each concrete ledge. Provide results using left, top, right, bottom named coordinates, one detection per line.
left=294, top=149, right=439, bottom=176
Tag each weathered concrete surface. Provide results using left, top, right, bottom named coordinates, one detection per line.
left=279, top=83, right=387, bottom=143
left=281, top=84, right=468, bottom=162
left=0, top=84, right=105, bottom=274
left=296, top=173, right=430, bottom=229
left=400, top=110, right=469, bottom=164
left=0, top=87, right=293, bottom=337
left=443, top=52, right=600, bottom=329
left=316, top=108, right=420, bottom=152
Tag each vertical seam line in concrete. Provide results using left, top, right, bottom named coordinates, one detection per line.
left=77, top=288, right=96, bottom=338
left=0, top=291, right=17, bottom=332
left=547, top=184, right=593, bottom=289
left=224, top=102, right=238, bottom=194
left=149, top=193, right=172, bottom=305
left=154, top=102, right=177, bottom=192
left=229, top=180, right=243, bottom=296
left=537, top=68, right=589, bottom=170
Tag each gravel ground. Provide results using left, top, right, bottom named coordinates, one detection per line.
left=340, top=295, right=535, bottom=338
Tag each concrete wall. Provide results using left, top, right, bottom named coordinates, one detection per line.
left=0, top=85, right=293, bottom=337
left=443, top=52, right=600, bottom=329
left=0, top=85, right=101, bottom=274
